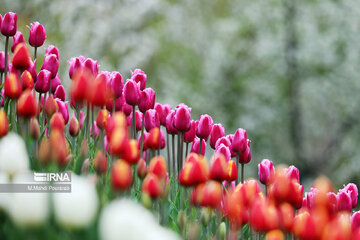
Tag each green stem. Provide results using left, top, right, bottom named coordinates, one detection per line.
left=241, top=163, right=244, bottom=183
left=172, top=134, right=176, bottom=176
left=199, top=137, right=203, bottom=155
left=132, top=105, right=136, bottom=139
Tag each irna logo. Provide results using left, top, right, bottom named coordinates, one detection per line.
left=34, top=172, right=71, bottom=182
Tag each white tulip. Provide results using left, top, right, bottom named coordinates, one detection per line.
left=7, top=172, right=49, bottom=227
left=0, top=171, right=9, bottom=211
left=99, top=199, right=180, bottom=240
left=0, top=133, right=29, bottom=176
left=53, top=173, right=98, bottom=229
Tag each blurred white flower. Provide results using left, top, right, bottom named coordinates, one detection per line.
left=99, top=199, right=180, bottom=240
left=0, top=133, right=29, bottom=176
left=7, top=172, right=49, bottom=227
left=0, top=171, right=9, bottom=211
left=53, top=174, right=98, bottom=229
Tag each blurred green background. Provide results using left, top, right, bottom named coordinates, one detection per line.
left=2, top=0, right=360, bottom=189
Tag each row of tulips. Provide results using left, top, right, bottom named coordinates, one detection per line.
left=0, top=11, right=360, bottom=240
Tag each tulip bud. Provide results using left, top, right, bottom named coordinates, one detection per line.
left=96, top=109, right=109, bottom=130
left=219, top=222, right=227, bottom=240
left=239, top=139, right=251, bottom=164
left=343, top=183, right=358, bottom=209
left=28, top=22, right=46, bottom=47
left=109, top=128, right=128, bottom=156
left=93, top=150, right=108, bottom=175
left=228, top=160, right=238, bottom=182
left=209, top=123, right=225, bottom=149
left=215, top=144, right=231, bottom=161
left=50, top=74, right=61, bottom=93
left=137, top=158, right=147, bottom=179
left=265, top=230, right=284, bottom=240
left=41, top=54, right=59, bottom=78
left=142, top=173, right=163, bottom=199
left=38, top=137, right=51, bottom=165
left=145, top=128, right=162, bottom=150
left=148, top=156, right=167, bottom=180
left=68, top=57, right=83, bottom=79
left=45, top=45, right=59, bottom=59
left=90, top=72, right=110, bottom=107
left=11, top=32, right=25, bottom=53
left=165, top=110, right=178, bottom=135
left=4, top=73, right=21, bottom=99
left=258, top=159, right=275, bottom=185
left=250, top=198, right=280, bottom=232
left=55, top=99, right=69, bottom=124
left=54, top=85, right=66, bottom=101
left=231, top=128, right=247, bottom=153
left=141, top=193, right=152, bottom=210
left=188, top=222, right=200, bottom=240
left=196, top=114, right=213, bottom=139
left=174, top=105, right=191, bottom=132
left=215, top=136, right=231, bottom=149
left=44, top=95, right=58, bottom=118
left=131, top=68, right=147, bottom=90
left=184, top=120, right=196, bottom=143
left=1, top=12, right=17, bottom=36
left=50, top=112, right=65, bottom=132
left=35, top=69, right=51, bottom=93
left=209, top=153, right=228, bottom=182
left=12, top=43, right=31, bottom=70
left=26, top=59, right=37, bottom=82
left=81, top=158, right=90, bottom=174
left=0, top=110, right=9, bottom=138
left=111, top=159, right=133, bottom=191
left=286, top=165, right=300, bottom=183
left=80, top=139, right=88, bottom=158
left=179, top=153, right=209, bottom=187
left=29, top=118, right=40, bottom=139
left=122, top=139, right=140, bottom=165
left=110, top=71, right=123, bottom=98
left=83, top=58, right=98, bottom=76
left=144, top=109, right=160, bottom=132
left=69, top=116, right=80, bottom=137
left=124, top=79, right=141, bottom=106
left=17, top=89, right=38, bottom=118
left=337, top=190, right=352, bottom=212
left=138, top=88, right=156, bottom=113
left=191, top=137, right=206, bottom=155
left=21, top=70, right=34, bottom=90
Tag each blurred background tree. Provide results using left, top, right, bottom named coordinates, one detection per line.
left=2, top=0, right=360, bottom=189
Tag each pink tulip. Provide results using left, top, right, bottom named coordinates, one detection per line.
left=127, top=110, right=143, bottom=131
left=55, top=99, right=69, bottom=124
left=90, top=121, right=99, bottom=139
left=327, top=192, right=338, bottom=215
left=191, top=137, right=206, bottom=155
left=215, top=144, right=231, bottom=162
left=11, top=32, right=25, bottom=52
left=231, top=128, right=247, bottom=153
left=286, top=166, right=300, bottom=183
left=0, top=52, right=8, bottom=72
left=35, top=69, right=51, bottom=93
left=83, top=58, right=98, bottom=76
left=110, top=71, right=124, bottom=98
left=138, top=88, right=156, bottom=113
left=175, top=103, right=191, bottom=113
left=166, top=110, right=178, bottom=135
left=210, top=123, right=225, bottom=149
left=343, top=183, right=358, bottom=209
left=68, top=56, right=83, bottom=79
left=144, top=109, right=160, bottom=132
left=174, top=105, right=191, bottom=132
left=337, top=189, right=352, bottom=212
left=352, top=211, right=360, bottom=232
left=238, top=139, right=251, bottom=164
left=258, top=159, right=274, bottom=185
left=154, top=103, right=171, bottom=126
left=184, top=120, right=196, bottom=143
left=54, top=85, right=66, bottom=101
left=26, top=59, right=37, bottom=82
left=124, top=79, right=141, bottom=106
left=196, top=114, right=213, bottom=139
left=0, top=14, right=2, bottom=30
left=131, top=68, right=147, bottom=90
left=28, top=22, right=46, bottom=47
left=41, top=54, right=59, bottom=78
left=45, top=45, right=59, bottom=59
left=306, top=188, right=318, bottom=209
left=1, top=12, right=17, bottom=36
left=51, top=74, right=61, bottom=93
left=215, top=136, right=231, bottom=149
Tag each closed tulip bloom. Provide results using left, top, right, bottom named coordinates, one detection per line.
left=4, top=73, right=21, bottom=99
left=239, top=139, right=251, bottom=164
left=28, top=22, right=46, bottom=47
left=191, top=137, right=206, bottom=155
left=228, top=160, right=238, bottom=182
left=1, top=12, right=17, bottom=36
left=110, top=71, right=123, bottom=98
left=148, top=156, right=167, bottom=180
left=286, top=166, right=300, bottom=183
left=174, top=105, right=191, bottom=132
left=12, top=43, right=31, bottom=70
left=44, top=96, right=58, bottom=118
left=215, top=136, right=231, bottom=149
left=17, top=90, right=38, bottom=118
left=165, top=110, right=178, bottom=135
left=145, top=128, right=161, bottom=150
left=135, top=111, right=143, bottom=131
left=337, top=190, right=352, bottom=212
left=55, top=99, right=69, bottom=124
left=93, top=150, right=108, bottom=175
left=68, top=56, right=83, bottom=79
left=144, top=109, right=160, bottom=132
left=131, top=68, right=147, bottom=90
left=154, top=103, right=171, bottom=126
left=0, top=14, right=2, bottom=30
left=231, top=128, right=247, bottom=153
left=83, top=58, right=98, bottom=76
left=0, top=110, right=9, bottom=138
left=352, top=211, right=360, bottom=233
left=70, top=69, right=94, bottom=104
left=30, top=118, right=40, bottom=139
left=258, top=159, right=275, bottom=185
left=35, top=70, right=51, bottom=93
left=54, top=85, right=65, bottom=101
left=11, top=32, right=25, bottom=53
left=96, top=109, right=109, bottom=130
left=343, top=183, right=358, bottom=209
left=21, top=70, right=34, bottom=90
left=215, top=144, right=231, bottom=162
left=210, top=123, right=225, bottom=149
left=69, top=115, right=80, bottom=137
left=26, top=59, right=37, bottom=82
left=41, top=54, right=59, bottom=78
left=124, top=79, right=141, bottom=106
left=50, top=112, right=65, bottom=132
left=122, top=139, right=140, bottom=165
left=209, top=153, right=228, bottom=182
left=142, top=173, right=163, bottom=199
left=50, top=74, right=61, bottom=93
left=45, top=45, right=59, bottom=59
left=184, top=120, right=196, bottom=143
left=196, top=114, right=213, bottom=139
left=138, top=88, right=156, bottom=113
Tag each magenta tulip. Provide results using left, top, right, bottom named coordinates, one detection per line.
left=174, top=105, right=191, bottom=132
left=28, top=22, right=46, bottom=47
left=131, top=68, right=147, bottom=90
left=258, top=159, right=275, bottom=185
left=35, top=69, right=51, bottom=93
left=166, top=110, right=178, bottom=135
left=51, top=74, right=61, bottom=93
left=110, top=71, right=124, bottom=98
left=124, top=79, right=141, bottom=106
left=139, top=88, right=156, bottom=113
left=343, top=183, right=358, bottom=209
left=231, top=128, right=247, bottom=153
left=184, top=120, right=196, bottom=143
left=83, top=58, right=98, bottom=76
left=286, top=166, right=300, bottom=183
left=196, top=114, right=213, bottom=139
left=11, top=32, right=25, bottom=53
left=337, top=190, right=352, bottom=212
left=54, top=85, right=66, bottom=101
left=191, top=137, right=206, bottom=156
left=41, top=54, right=59, bottom=78
left=238, top=139, right=251, bottom=164
left=45, top=45, right=59, bottom=59
left=1, top=12, right=17, bottom=36
left=27, top=59, right=37, bottom=82
left=351, top=211, right=360, bottom=232
left=209, top=123, right=225, bottom=149
left=55, top=99, right=69, bottom=124
left=0, top=52, right=8, bottom=72
left=144, top=109, right=160, bottom=132
left=215, top=144, right=231, bottom=162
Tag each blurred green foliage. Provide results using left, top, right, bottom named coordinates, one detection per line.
left=2, top=0, right=360, bottom=189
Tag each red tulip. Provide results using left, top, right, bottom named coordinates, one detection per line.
left=44, top=95, right=58, bottom=118
left=250, top=197, right=280, bottom=232
left=137, top=158, right=147, bottom=179
left=0, top=110, right=9, bottom=138
left=148, top=156, right=167, bottom=180
left=96, top=109, right=109, bottom=130
left=179, top=153, right=209, bottom=187
left=111, top=159, right=133, bottom=190
left=70, top=69, right=94, bottom=104
left=142, top=173, right=164, bottom=199
left=4, top=73, right=21, bottom=99
left=69, top=115, right=80, bottom=137
left=50, top=112, right=65, bottom=132
left=28, top=22, right=46, bottom=47
left=1, top=12, right=17, bottom=36
left=17, top=89, right=38, bottom=118
left=122, top=139, right=140, bottom=165
left=21, top=70, right=34, bottom=90
left=228, top=160, right=238, bottom=182
left=12, top=43, right=31, bottom=70
left=30, top=117, right=40, bottom=139
left=93, top=150, right=108, bottom=175
left=209, top=153, right=228, bottom=182
left=109, top=129, right=128, bottom=156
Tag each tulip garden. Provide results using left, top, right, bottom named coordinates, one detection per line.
left=1, top=11, right=360, bottom=240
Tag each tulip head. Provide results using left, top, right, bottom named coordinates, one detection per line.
left=17, top=90, right=38, bottom=118
left=286, top=166, right=300, bottom=183
left=50, top=112, right=65, bottom=132
left=165, top=110, right=178, bottom=135
left=124, top=79, right=141, bottom=106
left=122, top=139, right=140, bottom=165
left=154, top=103, right=171, bottom=126
left=12, top=43, right=31, bottom=70
left=131, top=68, right=147, bottom=90
left=174, top=105, right=191, bottom=132
left=210, top=123, right=225, bottom=149
left=215, top=143, right=231, bottom=161
left=209, top=153, right=228, bottom=182
left=228, top=160, right=238, bottom=182
left=1, top=12, right=17, bottom=36
left=69, top=115, right=80, bottom=137
left=343, top=183, right=358, bottom=209
left=21, top=70, right=34, bottom=90
left=196, top=114, right=213, bottom=139
left=138, top=88, right=156, bottom=113
left=142, top=173, right=164, bottom=199
left=137, top=158, right=147, bottom=179
left=11, top=32, right=25, bottom=53
left=231, top=128, right=247, bottom=153
left=41, top=54, right=59, bottom=78
left=258, top=159, right=275, bottom=185
left=0, top=110, right=9, bottom=138
left=191, top=137, right=206, bottom=156
left=45, top=45, right=59, bottom=59
left=28, top=22, right=46, bottom=47
left=111, top=160, right=133, bottom=191
left=4, top=73, right=21, bottom=99
left=337, top=190, right=353, bottom=212
left=96, top=109, right=109, bottom=130
left=184, top=120, right=196, bottom=143
left=44, top=95, right=58, bottom=118
left=35, top=70, right=51, bottom=93
left=144, top=109, right=160, bottom=132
